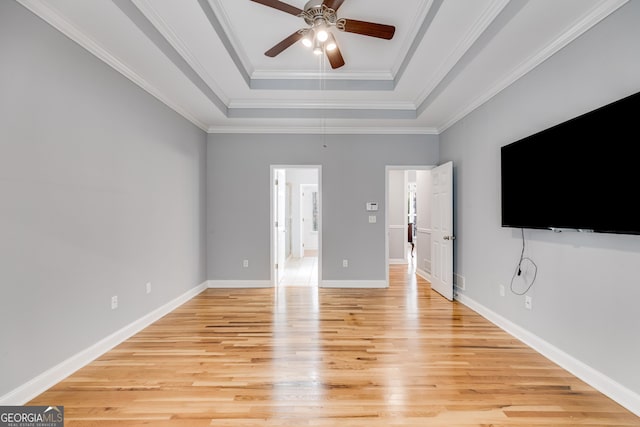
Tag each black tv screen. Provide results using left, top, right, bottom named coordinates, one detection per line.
left=501, top=90, right=640, bottom=235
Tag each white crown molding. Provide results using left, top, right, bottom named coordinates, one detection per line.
left=16, top=0, right=209, bottom=132
left=205, top=0, right=255, bottom=76
left=228, top=99, right=417, bottom=111
left=131, top=0, right=230, bottom=106
left=414, top=0, right=511, bottom=107
left=206, top=126, right=439, bottom=135
left=251, top=69, right=395, bottom=81
left=390, top=0, right=434, bottom=77
left=437, top=0, right=629, bottom=133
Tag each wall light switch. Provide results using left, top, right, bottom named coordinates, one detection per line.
left=369, top=215, right=377, bottom=223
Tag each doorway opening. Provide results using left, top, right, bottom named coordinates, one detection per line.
left=272, top=166, right=321, bottom=287
left=385, top=166, right=433, bottom=284
left=385, top=163, right=454, bottom=300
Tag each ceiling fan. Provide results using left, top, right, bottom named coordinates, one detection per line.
left=250, top=0, right=396, bottom=69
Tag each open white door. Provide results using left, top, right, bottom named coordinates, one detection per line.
left=431, top=161, right=454, bottom=301
left=274, top=169, right=286, bottom=285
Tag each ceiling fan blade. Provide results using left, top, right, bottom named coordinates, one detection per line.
left=325, top=33, right=345, bottom=69
left=250, top=0, right=303, bottom=16
left=339, top=19, right=395, bottom=40
left=265, top=31, right=304, bottom=57
left=323, top=0, right=345, bottom=11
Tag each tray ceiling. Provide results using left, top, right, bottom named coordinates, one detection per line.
left=17, top=0, right=628, bottom=133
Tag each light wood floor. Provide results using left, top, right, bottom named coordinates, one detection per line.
left=30, top=265, right=639, bottom=426
left=280, top=255, right=318, bottom=287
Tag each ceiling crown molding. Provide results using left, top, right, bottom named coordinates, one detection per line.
left=131, top=0, right=230, bottom=106
left=207, top=126, right=439, bottom=135
left=413, top=0, right=510, bottom=108
left=437, top=0, right=630, bottom=133
left=17, top=0, right=628, bottom=135
left=17, top=0, right=210, bottom=132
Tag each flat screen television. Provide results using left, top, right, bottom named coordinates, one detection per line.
left=501, top=90, right=640, bottom=235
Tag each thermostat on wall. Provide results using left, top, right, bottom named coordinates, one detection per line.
left=366, top=202, right=378, bottom=211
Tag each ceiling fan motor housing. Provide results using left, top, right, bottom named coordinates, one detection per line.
left=302, top=0, right=337, bottom=27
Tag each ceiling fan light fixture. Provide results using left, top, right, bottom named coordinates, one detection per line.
left=255, top=0, right=396, bottom=69
left=301, top=28, right=314, bottom=48
left=313, top=37, right=323, bottom=55
left=316, top=27, right=329, bottom=42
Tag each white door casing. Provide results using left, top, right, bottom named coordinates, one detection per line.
left=275, top=169, right=286, bottom=285
left=430, top=161, right=454, bottom=301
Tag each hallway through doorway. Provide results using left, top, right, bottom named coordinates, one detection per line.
left=272, top=166, right=321, bottom=288
left=280, top=250, right=318, bottom=287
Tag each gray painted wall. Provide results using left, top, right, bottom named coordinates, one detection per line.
left=440, top=1, right=640, bottom=395
left=207, top=134, right=439, bottom=282
left=0, top=1, right=207, bottom=397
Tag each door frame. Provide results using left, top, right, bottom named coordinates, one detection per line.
left=385, top=165, right=434, bottom=286
left=274, top=169, right=287, bottom=285
left=270, top=165, right=322, bottom=287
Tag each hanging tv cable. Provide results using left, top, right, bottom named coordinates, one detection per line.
left=510, top=228, right=538, bottom=295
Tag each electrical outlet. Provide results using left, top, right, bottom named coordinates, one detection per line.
left=453, top=274, right=466, bottom=291
left=499, top=285, right=506, bottom=297
left=111, top=295, right=118, bottom=310
left=342, top=259, right=349, bottom=268
left=146, top=282, right=152, bottom=294
left=243, top=259, right=249, bottom=268
left=369, top=215, right=377, bottom=223
left=525, top=295, right=532, bottom=310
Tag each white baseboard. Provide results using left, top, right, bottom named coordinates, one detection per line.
left=320, top=280, right=388, bottom=288
left=389, top=258, right=408, bottom=265
left=455, top=293, right=640, bottom=417
left=0, top=281, right=208, bottom=406
left=416, top=268, right=431, bottom=282
left=207, top=280, right=272, bottom=288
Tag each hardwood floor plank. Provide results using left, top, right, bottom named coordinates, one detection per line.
left=29, top=265, right=639, bottom=426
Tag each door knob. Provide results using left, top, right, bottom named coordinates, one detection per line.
left=443, top=235, right=456, bottom=241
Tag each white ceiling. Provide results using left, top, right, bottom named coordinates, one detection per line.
left=17, top=0, right=628, bottom=134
